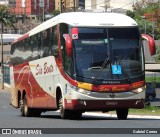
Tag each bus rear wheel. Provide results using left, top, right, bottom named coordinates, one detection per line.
left=116, top=108, right=128, bottom=120
left=20, top=99, right=24, bottom=116
left=20, top=96, right=32, bottom=117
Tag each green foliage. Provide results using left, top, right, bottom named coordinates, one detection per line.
left=126, top=10, right=135, bottom=18
left=126, top=0, right=160, bottom=40
left=129, top=106, right=160, bottom=115
left=146, top=76, right=160, bottom=83
left=0, top=5, right=17, bottom=30
left=52, top=10, right=60, bottom=16
left=154, top=46, right=160, bottom=63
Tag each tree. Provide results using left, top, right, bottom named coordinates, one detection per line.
left=126, top=0, right=160, bottom=40
left=52, top=10, right=60, bottom=16
left=0, top=5, right=17, bottom=32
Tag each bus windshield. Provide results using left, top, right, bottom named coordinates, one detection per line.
left=73, top=28, right=144, bottom=83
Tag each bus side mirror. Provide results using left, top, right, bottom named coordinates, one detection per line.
left=141, top=34, right=156, bottom=56
left=63, top=34, right=73, bottom=57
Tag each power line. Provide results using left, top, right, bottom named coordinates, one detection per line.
left=85, top=0, right=139, bottom=12
left=113, top=0, right=138, bottom=11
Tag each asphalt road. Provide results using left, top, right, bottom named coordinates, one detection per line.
left=0, top=90, right=160, bottom=137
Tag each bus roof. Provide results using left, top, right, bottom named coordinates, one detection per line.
left=14, top=12, right=138, bottom=43
left=59, top=12, right=137, bottom=27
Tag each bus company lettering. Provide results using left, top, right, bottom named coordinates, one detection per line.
left=99, top=87, right=126, bottom=92
left=112, top=87, right=125, bottom=92
left=36, top=62, right=54, bottom=75
left=99, top=87, right=110, bottom=92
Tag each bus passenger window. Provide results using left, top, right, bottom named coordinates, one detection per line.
left=31, top=34, right=40, bottom=60
left=51, top=26, right=58, bottom=56
left=11, top=43, right=17, bottom=65
left=24, top=39, right=32, bottom=62
left=42, top=29, right=50, bottom=57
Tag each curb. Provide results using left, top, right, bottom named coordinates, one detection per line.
left=83, top=112, right=160, bottom=119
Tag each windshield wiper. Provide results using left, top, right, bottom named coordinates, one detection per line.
left=115, top=56, right=132, bottom=84
left=92, top=58, right=111, bottom=84
left=88, top=66, right=102, bottom=70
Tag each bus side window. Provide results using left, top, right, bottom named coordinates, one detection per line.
left=31, top=34, right=40, bottom=60
left=10, top=43, right=16, bottom=66
left=51, top=26, right=58, bottom=56
left=14, top=42, right=24, bottom=65
left=42, top=29, right=50, bottom=57
left=24, top=39, right=32, bottom=62
left=39, top=32, right=43, bottom=58
left=18, top=40, right=24, bottom=64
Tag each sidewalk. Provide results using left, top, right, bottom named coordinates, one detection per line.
left=0, top=83, right=11, bottom=92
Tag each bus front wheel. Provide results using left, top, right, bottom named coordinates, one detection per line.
left=59, top=96, right=71, bottom=119
left=116, top=108, right=128, bottom=120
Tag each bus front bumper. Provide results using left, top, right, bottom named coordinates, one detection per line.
left=64, top=99, right=145, bottom=111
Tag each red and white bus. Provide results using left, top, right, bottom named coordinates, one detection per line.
left=10, top=12, right=155, bottom=120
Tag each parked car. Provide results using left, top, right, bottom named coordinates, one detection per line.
left=145, top=83, right=156, bottom=101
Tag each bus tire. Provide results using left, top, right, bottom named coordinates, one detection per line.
left=23, top=96, right=32, bottom=117
left=20, top=99, right=24, bottom=116
left=116, top=108, right=128, bottom=120
left=59, top=96, right=70, bottom=119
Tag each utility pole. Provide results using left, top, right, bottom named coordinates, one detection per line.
left=60, top=0, right=65, bottom=13
left=0, top=14, right=4, bottom=90
left=43, top=3, right=45, bottom=22
left=73, top=0, right=75, bottom=12
left=60, top=0, right=62, bottom=13
left=22, top=0, right=26, bottom=32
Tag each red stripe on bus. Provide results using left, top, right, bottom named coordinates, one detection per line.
left=92, top=81, right=145, bottom=92
left=13, top=33, right=29, bottom=44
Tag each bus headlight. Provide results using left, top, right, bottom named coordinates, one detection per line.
left=132, top=87, right=145, bottom=93
left=78, top=88, right=91, bottom=95
left=78, top=88, right=85, bottom=93
left=70, top=85, right=91, bottom=95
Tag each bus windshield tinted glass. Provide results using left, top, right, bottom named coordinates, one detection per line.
left=73, top=28, right=144, bottom=82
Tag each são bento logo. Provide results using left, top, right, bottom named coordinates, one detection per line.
left=36, top=62, right=54, bottom=75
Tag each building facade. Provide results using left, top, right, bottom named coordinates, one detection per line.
left=10, top=0, right=54, bottom=17
left=55, top=0, right=85, bottom=12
